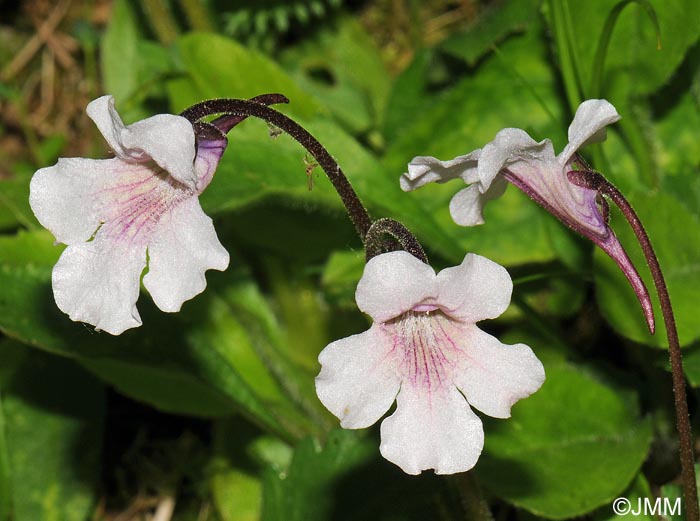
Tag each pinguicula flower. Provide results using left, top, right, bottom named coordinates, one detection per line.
left=315, top=250, right=545, bottom=475
left=29, top=95, right=230, bottom=335
left=400, top=99, right=654, bottom=331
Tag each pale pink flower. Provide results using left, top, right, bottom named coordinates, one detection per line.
left=400, top=99, right=654, bottom=330
left=315, top=250, right=545, bottom=474
left=29, top=95, right=229, bottom=335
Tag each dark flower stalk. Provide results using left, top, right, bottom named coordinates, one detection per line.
left=568, top=169, right=699, bottom=521
left=181, top=97, right=374, bottom=242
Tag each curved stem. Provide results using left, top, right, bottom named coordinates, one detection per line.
left=181, top=98, right=373, bottom=241
left=364, top=218, right=428, bottom=263
left=569, top=170, right=698, bottom=521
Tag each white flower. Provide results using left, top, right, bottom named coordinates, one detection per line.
left=315, top=250, right=545, bottom=475
left=400, top=99, right=654, bottom=331
left=29, top=95, right=230, bottom=335
left=402, top=99, right=621, bottom=229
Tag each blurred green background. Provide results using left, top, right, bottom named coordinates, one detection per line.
left=1, top=0, right=699, bottom=519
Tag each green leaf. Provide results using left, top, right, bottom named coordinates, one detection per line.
left=101, top=0, right=139, bottom=103
left=197, top=119, right=343, bottom=216
left=440, top=0, right=540, bottom=66
left=0, top=341, right=104, bottom=521
left=0, top=231, right=317, bottom=439
left=656, top=79, right=700, bottom=179
left=477, top=363, right=652, bottom=519
left=0, top=175, right=35, bottom=231
left=564, top=0, right=700, bottom=97
left=100, top=0, right=172, bottom=121
left=261, top=430, right=375, bottom=521
left=381, top=20, right=563, bottom=266
left=209, top=419, right=292, bottom=521
left=321, top=249, right=364, bottom=308
left=168, top=32, right=320, bottom=119
left=592, top=473, right=655, bottom=520
left=280, top=16, right=391, bottom=134
left=212, top=468, right=262, bottom=521
left=594, top=191, right=700, bottom=348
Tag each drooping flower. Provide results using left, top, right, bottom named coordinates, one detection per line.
left=400, top=99, right=654, bottom=331
left=29, top=95, right=230, bottom=335
left=315, top=250, right=545, bottom=475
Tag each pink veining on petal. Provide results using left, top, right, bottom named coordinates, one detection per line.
left=381, top=310, right=467, bottom=397
left=94, top=162, right=192, bottom=249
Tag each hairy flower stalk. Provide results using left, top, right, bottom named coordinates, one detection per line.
left=181, top=98, right=373, bottom=242
left=568, top=170, right=699, bottom=521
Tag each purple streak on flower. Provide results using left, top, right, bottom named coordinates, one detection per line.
left=29, top=95, right=230, bottom=335
left=315, top=250, right=545, bottom=475
left=400, top=99, right=654, bottom=333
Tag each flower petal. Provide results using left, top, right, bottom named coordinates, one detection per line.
left=52, top=237, right=147, bottom=335
left=448, top=175, right=508, bottom=227
left=316, top=325, right=401, bottom=428
left=86, top=95, right=198, bottom=189
left=436, top=253, right=513, bottom=322
left=29, top=158, right=114, bottom=245
left=478, top=128, right=554, bottom=190
left=194, top=138, right=227, bottom=191
left=453, top=326, right=545, bottom=419
left=400, top=152, right=480, bottom=192
left=356, top=251, right=436, bottom=322
left=142, top=197, right=229, bottom=313
left=380, top=384, right=484, bottom=475
left=559, top=99, right=620, bottom=164
left=449, top=185, right=486, bottom=226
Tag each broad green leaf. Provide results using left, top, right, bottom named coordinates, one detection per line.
left=280, top=16, right=392, bottom=134
left=656, top=82, right=700, bottom=179
left=261, top=429, right=470, bottom=521
left=212, top=469, right=262, bottom=521
left=209, top=419, right=291, bottom=521
left=101, top=0, right=139, bottom=103
left=169, top=32, right=320, bottom=119
left=0, top=229, right=61, bottom=265
left=563, top=0, right=700, bottom=98
left=0, top=341, right=103, bottom=521
left=594, top=191, right=700, bottom=348
left=197, top=119, right=343, bottom=216
left=101, top=0, right=172, bottom=121
left=381, top=20, right=564, bottom=266
left=592, top=473, right=655, bottom=520
left=195, top=113, right=466, bottom=262
left=321, top=249, right=364, bottom=308
left=477, top=363, right=652, bottom=519
left=0, top=231, right=317, bottom=439
left=300, top=119, right=466, bottom=262
left=440, top=0, right=541, bottom=66
left=261, top=430, right=375, bottom=521
left=382, top=48, right=435, bottom=145
left=383, top=20, right=561, bottom=172
left=0, top=176, right=35, bottom=231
